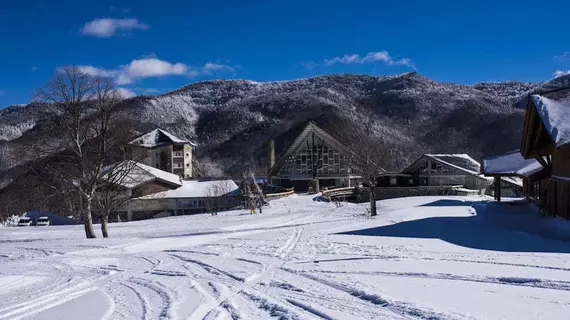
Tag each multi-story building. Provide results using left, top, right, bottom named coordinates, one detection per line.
left=129, top=129, right=195, bottom=179
left=268, top=121, right=361, bottom=191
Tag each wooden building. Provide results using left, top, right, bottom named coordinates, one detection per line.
left=520, top=92, right=570, bottom=219
left=378, top=154, right=492, bottom=192
left=268, top=122, right=361, bottom=191
left=129, top=129, right=196, bottom=179
left=131, top=179, right=240, bottom=220
left=481, top=150, right=548, bottom=202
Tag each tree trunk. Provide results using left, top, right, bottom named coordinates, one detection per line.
left=83, top=196, right=97, bottom=239
left=101, top=214, right=109, bottom=238
left=310, top=179, right=320, bottom=194
left=369, top=186, right=377, bottom=216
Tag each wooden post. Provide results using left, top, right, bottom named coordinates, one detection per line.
left=494, top=176, right=501, bottom=202
left=427, top=159, right=432, bottom=185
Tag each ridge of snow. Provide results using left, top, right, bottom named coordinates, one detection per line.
left=102, top=160, right=182, bottom=189
left=135, top=179, right=239, bottom=199
left=482, top=150, right=544, bottom=177
left=531, top=95, right=570, bottom=147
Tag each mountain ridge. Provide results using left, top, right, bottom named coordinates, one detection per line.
left=2, top=72, right=570, bottom=176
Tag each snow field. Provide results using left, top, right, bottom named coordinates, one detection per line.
left=0, top=194, right=569, bottom=319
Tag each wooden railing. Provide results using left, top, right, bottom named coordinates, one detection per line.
left=321, top=187, right=356, bottom=196
left=266, top=187, right=295, bottom=198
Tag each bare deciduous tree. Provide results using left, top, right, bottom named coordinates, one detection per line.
left=94, top=157, right=144, bottom=237
left=240, top=169, right=265, bottom=211
left=32, top=66, right=127, bottom=238
left=332, top=108, right=388, bottom=216
left=205, top=179, right=236, bottom=215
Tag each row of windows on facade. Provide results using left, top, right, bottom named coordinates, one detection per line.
left=418, top=162, right=458, bottom=174
left=176, top=197, right=237, bottom=208
left=279, top=145, right=351, bottom=175
left=155, top=152, right=189, bottom=158
left=154, top=162, right=190, bottom=169
left=387, top=176, right=467, bottom=186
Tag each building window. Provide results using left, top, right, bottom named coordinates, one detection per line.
left=476, top=179, right=481, bottom=185
left=174, top=151, right=183, bottom=157
left=186, top=163, right=190, bottom=167
left=186, top=153, right=190, bottom=157
left=409, top=178, right=414, bottom=184
left=390, top=177, right=397, bottom=186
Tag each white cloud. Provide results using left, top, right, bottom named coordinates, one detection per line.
left=202, top=62, right=235, bottom=74
left=78, top=65, right=118, bottom=78
left=117, top=88, right=136, bottom=98
left=81, top=18, right=148, bottom=37
left=117, top=58, right=189, bottom=84
left=553, top=70, right=570, bottom=78
left=554, top=52, right=570, bottom=61
left=73, top=58, right=235, bottom=85
left=323, top=51, right=415, bottom=68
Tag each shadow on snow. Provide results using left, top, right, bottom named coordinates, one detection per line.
left=338, top=199, right=570, bottom=254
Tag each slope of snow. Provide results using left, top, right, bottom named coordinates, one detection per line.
left=102, top=161, right=182, bottom=189
left=424, top=154, right=482, bottom=175
left=136, top=179, right=239, bottom=199
left=0, top=195, right=570, bottom=319
left=482, top=150, right=544, bottom=177
left=531, top=95, right=570, bottom=147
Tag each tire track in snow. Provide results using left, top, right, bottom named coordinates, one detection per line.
left=281, top=268, right=467, bottom=320
left=128, top=277, right=175, bottom=320
left=0, top=283, right=98, bottom=320
left=182, top=227, right=305, bottom=320
left=245, top=227, right=303, bottom=283
left=120, top=282, right=150, bottom=320
left=307, top=269, right=570, bottom=292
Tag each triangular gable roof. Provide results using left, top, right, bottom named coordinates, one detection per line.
left=482, top=150, right=544, bottom=177
left=268, top=121, right=354, bottom=176
left=129, top=129, right=196, bottom=149
left=101, top=160, right=182, bottom=189
left=402, top=154, right=482, bottom=176
left=530, top=94, right=570, bottom=148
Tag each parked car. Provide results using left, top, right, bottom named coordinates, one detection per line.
left=37, top=217, right=50, bottom=226
left=17, top=217, right=32, bottom=227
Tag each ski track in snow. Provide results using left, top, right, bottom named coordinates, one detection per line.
left=1, top=195, right=570, bottom=319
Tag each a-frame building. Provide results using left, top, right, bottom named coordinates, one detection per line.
left=268, top=121, right=360, bottom=191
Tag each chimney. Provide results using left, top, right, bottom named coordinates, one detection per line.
left=268, top=139, right=275, bottom=172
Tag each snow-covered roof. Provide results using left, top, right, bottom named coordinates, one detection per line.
left=136, top=179, right=239, bottom=199
left=129, top=129, right=196, bottom=149
left=425, top=154, right=481, bottom=175
left=482, top=150, right=544, bottom=177
left=531, top=94, right=570, bottom=148
left=501, top=176, right=523, bottom=187
left=102, top=161, right=182, bottom=189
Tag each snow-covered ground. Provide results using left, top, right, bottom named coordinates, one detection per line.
left=1, top=195, right=570, bottom=320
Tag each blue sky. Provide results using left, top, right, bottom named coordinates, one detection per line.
left=1, top=0, right=569, bottom=106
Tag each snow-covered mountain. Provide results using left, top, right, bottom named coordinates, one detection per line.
left=2, top=72, right=570, bottom=174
